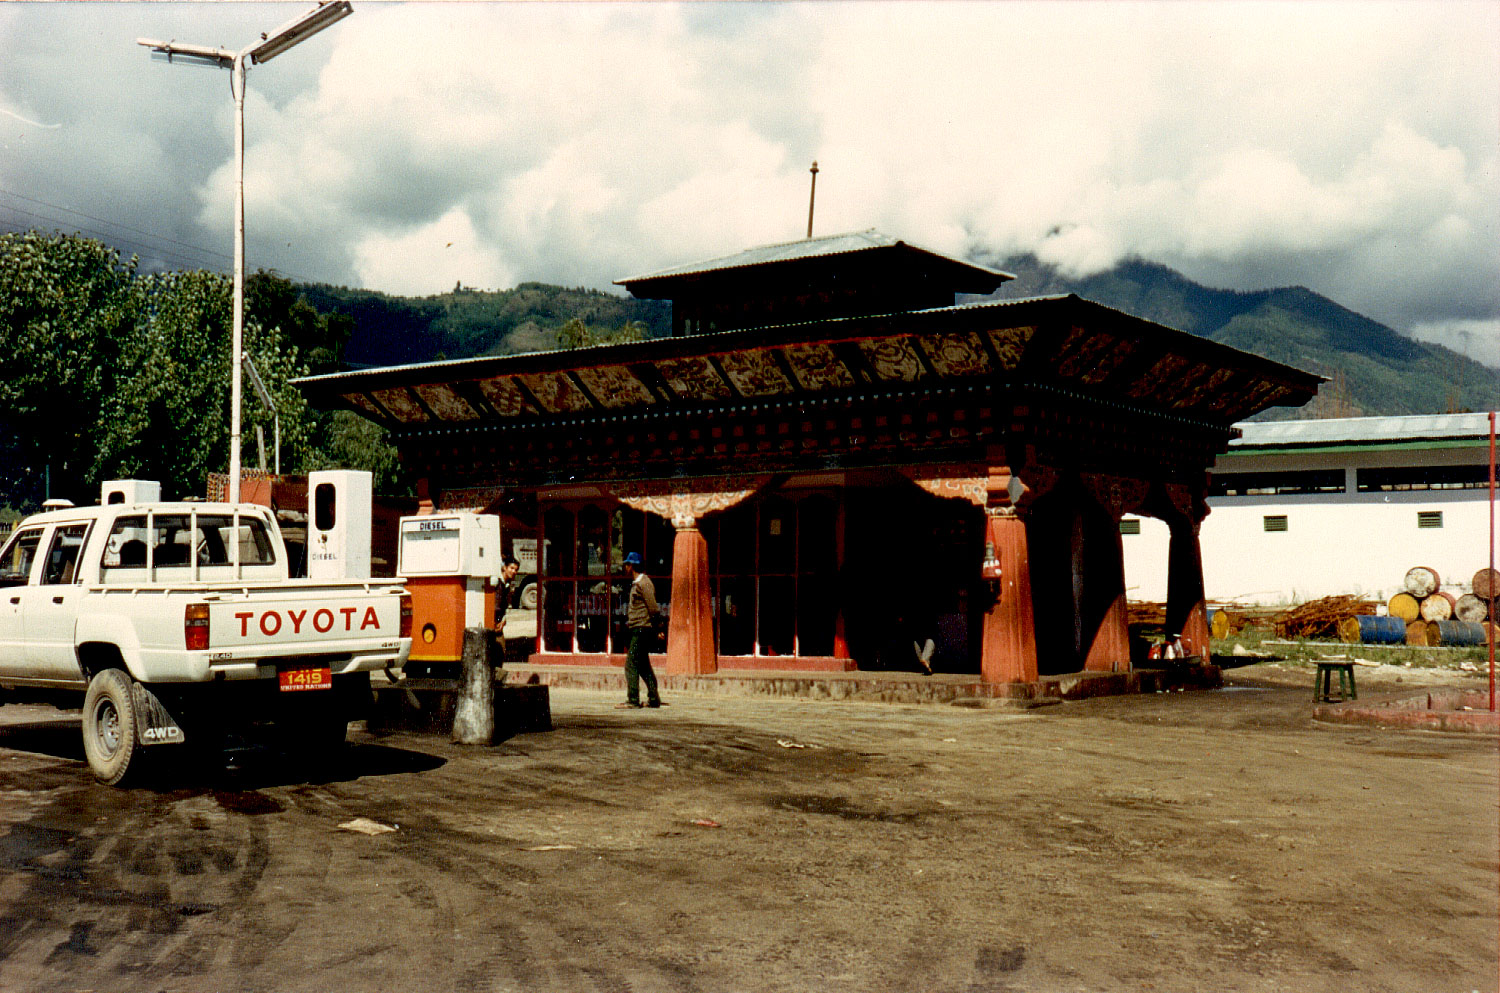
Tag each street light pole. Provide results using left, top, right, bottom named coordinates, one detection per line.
left=138, top=1, right=352, bottom=506
left=232, top=52, right=246, bottom=507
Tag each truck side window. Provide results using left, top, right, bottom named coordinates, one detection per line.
left=0, top=528, right=43, bottom=587
left=42, top=524, right=91, bottom=585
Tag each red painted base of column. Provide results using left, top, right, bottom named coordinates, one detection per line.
left=666, top=526, right=717, bottom=675
left=981, top=514, right=1039, bottom=684
left=1178, top=598, right=1211, bottom=659
left=1084, top=593, right=1131, bottom=673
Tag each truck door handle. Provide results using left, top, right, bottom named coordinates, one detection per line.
left=7, top=596, right=16, bottom=605
left=52, top=596, right=64, bottom=604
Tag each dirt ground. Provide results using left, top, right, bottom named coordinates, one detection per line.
left=0, top=663, right=1495, bottom=993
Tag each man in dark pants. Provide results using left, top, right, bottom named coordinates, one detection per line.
left=617, top=552, right=665, bottom=709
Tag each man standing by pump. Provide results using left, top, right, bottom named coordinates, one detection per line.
left=617, top=552, right=665, bottom=709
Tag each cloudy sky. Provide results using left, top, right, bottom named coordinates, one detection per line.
left=1, top=1, right=1496, bottom=366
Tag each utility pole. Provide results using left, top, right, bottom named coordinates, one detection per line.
left=806, top=161, right=819, bottom=239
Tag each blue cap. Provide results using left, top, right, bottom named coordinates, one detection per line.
left=623, top=552, right=643, bottom=566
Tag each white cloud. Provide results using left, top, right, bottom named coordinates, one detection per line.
left=351, top=207, right=511, bottom=296
left=0, top=0, right=1495, bottom=352
left=1408, top=319, right=1500, bottom=370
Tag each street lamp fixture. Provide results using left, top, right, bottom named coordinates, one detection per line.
left=137, top=1, right=352, bottom=510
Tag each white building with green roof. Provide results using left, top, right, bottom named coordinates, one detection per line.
left=1123, top=413, right=1498, bottom=605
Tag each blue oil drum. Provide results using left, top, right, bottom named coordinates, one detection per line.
left=1355, top=615, right=1407, bottom=644
left=1432, top=620, right=1487, bottom=646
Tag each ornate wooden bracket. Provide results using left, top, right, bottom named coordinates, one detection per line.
left=987, top=464, right=1059, bottom=515
left=607, top=476, right=772, bottom=529
left=1163, top=480, right=1210, bottom=528
left=1080, top=473, right=1152, bottom=520
left=895, top=464, right=989, bottom=508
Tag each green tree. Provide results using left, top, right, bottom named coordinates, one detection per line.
left=556, top=317, right=651, bottom=349
left=0, top=231, right=139, bottom=507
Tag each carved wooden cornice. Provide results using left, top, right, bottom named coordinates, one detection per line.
left=606, top=476, right=773, bottom=528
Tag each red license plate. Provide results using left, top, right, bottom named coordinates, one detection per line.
left=279, top=667, right=332, bottom=692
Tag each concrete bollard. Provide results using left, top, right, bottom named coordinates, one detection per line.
left=451, top=627, right=494, bottom=745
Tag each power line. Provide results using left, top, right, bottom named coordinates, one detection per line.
left=0, top=203, right=229, bottom=274
left=0, top=188, right=323, bottom=285
left=0, top=186, right=235, bottom=265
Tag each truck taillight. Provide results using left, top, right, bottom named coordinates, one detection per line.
left=185, top=603, right=210, bottom=651
left=399, top=594, right=412, bottom=638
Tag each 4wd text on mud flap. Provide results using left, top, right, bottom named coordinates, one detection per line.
left=233, top=606, right=385, bottom=637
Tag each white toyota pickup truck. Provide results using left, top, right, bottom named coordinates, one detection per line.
left=0, top=497, right=411, bottom=784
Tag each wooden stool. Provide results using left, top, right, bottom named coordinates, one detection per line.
left=1314, top=661, right=1357, bottom=703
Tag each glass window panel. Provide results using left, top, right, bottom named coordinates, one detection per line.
left=798, top=496, right=837, bottom=575
left=760, top=498, right=796, bottom=574
left=542, top=580, right=575, bottom=652
left=0, top=529, right=43, bottom=587
left=151, top=514, right=194, bottom=567
left=609, top=577, right=630, bottom=652
left=797, top=579, right=836, bottom=656
left=718, top=576, right=756, bottom=656
left=578, top=505, right=608, bottom=577
left=42, top=524, right=90, bottom=585
left=645, top=513, right=674, bottom=576
left=576, top=576, right=610, bottom=652
left=195, top=515, right=274, bottom=565
left=543, top=507, right=574, bottom=576
left=612, top=507, right=644, bottom=572
left=759, top=576, right=795, bottom=656
left=101, top=516, right=148, bottom=575
left=718, top=504, right=755, bottom=575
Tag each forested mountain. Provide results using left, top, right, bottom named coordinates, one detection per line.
left=300, top=282, right=670, bottom=367
left=981, top=254, right=1498, bottom=419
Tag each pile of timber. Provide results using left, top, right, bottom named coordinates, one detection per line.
left=1276, top=595, right=1376, bottom=640
left=1207, top=602, right=1271, bottom=639
left=1343, top=566, right=1498, bottom=647
left=1128, top=601, right=1266, bottom=639
left=1126, top=601, right=1166, bottom=628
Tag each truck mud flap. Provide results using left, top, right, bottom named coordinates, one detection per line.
left=131, top=682, right=186, bottom=746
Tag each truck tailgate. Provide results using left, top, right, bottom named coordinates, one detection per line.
left=208, top=592, right=403, bottom=655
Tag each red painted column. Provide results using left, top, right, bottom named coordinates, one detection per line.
left=1168, top=518, right=1212, bottom=659
left=665, top=523, right=717, bottom=675
left=1082, top=521, right=1132, bottom=673
left=980, top=508, right=1039, bottom=684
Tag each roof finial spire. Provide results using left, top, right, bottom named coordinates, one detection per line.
left=806, top=160, right=819, bottom=239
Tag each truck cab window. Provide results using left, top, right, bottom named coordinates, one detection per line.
left=101, top=516, right=149, bottom=577
left=0, top=528, right=43, bottom=587
left=196, top=515, right=274, bottom=566
left=152, top=515, right=193, bottom=567
left=42, top=524, right=90, bottom=585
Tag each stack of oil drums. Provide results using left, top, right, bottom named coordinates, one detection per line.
left=1381, top=567, right=1496, bottom=647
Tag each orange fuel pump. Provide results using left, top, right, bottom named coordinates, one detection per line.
left=397, top=512, right=502, bottom=676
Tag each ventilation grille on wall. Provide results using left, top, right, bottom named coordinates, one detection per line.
left=1263, top=515, right=1289, bottom=532
left=1119, top=519, right=1141, bottom=535
left=1417, top=511, right=1444, bottom=529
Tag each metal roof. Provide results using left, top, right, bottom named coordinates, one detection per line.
left=614, top=229, right=1013, bottom=287
left=1231, top=413, right=1496, bottom=448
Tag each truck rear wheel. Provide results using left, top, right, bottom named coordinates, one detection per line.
left=82, top=669, right=140, bottom=786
